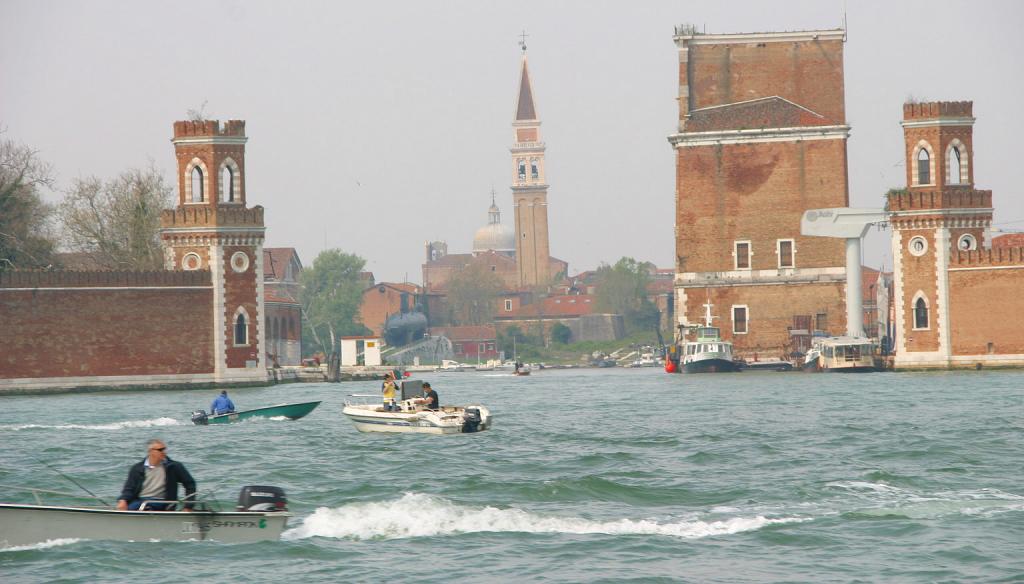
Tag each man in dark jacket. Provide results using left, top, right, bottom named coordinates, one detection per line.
left=116, top=439, right=196, bottom=511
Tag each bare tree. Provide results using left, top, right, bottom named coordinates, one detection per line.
left=0, top=133, right=58, bottom=269
left=59, top=166, right=173, bottom=270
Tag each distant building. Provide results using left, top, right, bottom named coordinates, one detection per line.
left=263, top=247, right=303, bottom=366
left=430, top=325, right=498, bottom=362
left=359, top=281, right=423, bottom=338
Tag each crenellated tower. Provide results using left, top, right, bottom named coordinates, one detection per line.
left=160, top=119, right=267, bottom=382
left=511, top=45, right=551, bottom=287
left=888, top=101, right=993, bottom=367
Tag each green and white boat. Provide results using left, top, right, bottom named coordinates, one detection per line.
left=191, top=401, right=321, bottom=425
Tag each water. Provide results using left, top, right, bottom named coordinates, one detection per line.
left=1, top=368, right=1022, bottom=583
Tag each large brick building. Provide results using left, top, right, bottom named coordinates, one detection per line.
left=889, top=101, right=1024, bottom=369
left=668, top=28, right=851, bottom=356
left=263, top=247, right=302, bottom=366
left=0, top=120, right=268, bottom=392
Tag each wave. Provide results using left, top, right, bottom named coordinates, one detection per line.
left=0, top=538, right=82, bottom=552
left=5, top=417, right=183, bottom=431
left=283, top=492, right=807, bottom=541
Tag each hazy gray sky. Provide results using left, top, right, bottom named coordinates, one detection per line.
left=2, top=0, right=1021, bottom=282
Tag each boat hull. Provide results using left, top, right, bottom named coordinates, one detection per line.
left=0, top=504, right=289, bottom=546
left=341, top=404, right=491, bottom=435
left=683, top=358, right=741, bottom=373
left=203, top=401, right=321, bottom=424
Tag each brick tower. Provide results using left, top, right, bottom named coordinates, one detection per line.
left=888, top=101, right=992, bottom=368
left=160, top=120, right=267, bottom=383
left=511, top=44, right=551, bottom=287
left=668, top=28, right=851, bottom=357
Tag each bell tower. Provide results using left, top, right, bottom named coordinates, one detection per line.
left=511, top=43, right=551, bottom=287
left=161, top=120, right=267, bottom=383
left=888, top=101, right=992, bottom=367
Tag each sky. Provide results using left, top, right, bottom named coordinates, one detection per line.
left=2, top=0, right=1022, bottom=283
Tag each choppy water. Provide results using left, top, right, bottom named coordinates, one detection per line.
left=1, top=368, right=1022, bottom=583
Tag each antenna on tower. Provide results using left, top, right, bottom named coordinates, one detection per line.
left=842, top=0, right=848, bottom=41
left=518, top=29, right=528, bottom=52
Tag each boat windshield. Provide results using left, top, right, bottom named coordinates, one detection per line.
left=697, top=327, right=719, bottom=339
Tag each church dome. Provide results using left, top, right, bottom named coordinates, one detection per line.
left=473, top=223, right=515, bottom=253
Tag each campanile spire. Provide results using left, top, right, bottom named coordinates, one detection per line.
left=511, top=42, right=550, bottom=287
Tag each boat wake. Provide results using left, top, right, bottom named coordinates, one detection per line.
left=283, top=492, right=806, bottom=541
left=828, top=481, right=1024, bottom=519
left=1, top=538, right=82, bottom=552
left=5, top=417, right=183, bottom=431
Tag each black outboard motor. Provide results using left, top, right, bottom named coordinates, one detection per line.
left=236, top=485, right=288, bottom=512
left=191, top=410, right=209, bottom=425
left=462, top=407, right=482, bottom=433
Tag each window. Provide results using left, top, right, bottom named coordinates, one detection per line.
left=913, top=296, right=929, bottom=330
left=454, top=343, right=463, bottom=353
left=777, top=239, right=794, bottom=268
left=504, top=299, right=513, bottom=311
left=518, top=160, right=526, bottom=180
left=191, top=166, right=205, bottom=202
left=732, top=305, right=748, bottom=334
left=234, top=312, right=248, bottom=345
left=917, top=148, right=931, bottom=185
left=222, top=166, right=234, bottom=201
left=908, top=236, right=928, bottom=257
left=957, top=234, right=977, bottom=251
left=530, top=159, right=539, bottom=179
left=815, top=312, right=828, bottom=332
left=948, top=147, right=961, bottom=185
left=735, top=241, right=751, bottom=270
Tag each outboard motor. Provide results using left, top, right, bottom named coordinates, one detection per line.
left=462, top=407, right=482, bottom=433
left=191, top=410, right=209, bottom=425
left=236, top=485, right=288, bottom=512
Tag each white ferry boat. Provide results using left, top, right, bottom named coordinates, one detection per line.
left=679, top=303, right=741, bottom=373
left=802, top=337, right=877, bottom=373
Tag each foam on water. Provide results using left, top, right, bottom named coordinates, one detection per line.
left=0, top=538, right=82, bottom=552
left=283, top=492, right=808, bottom=541
left=5, top=417, right=183, bottom=431
left=828, top=481, right=1024, bottom=519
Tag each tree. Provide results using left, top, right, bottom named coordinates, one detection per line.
left=0, top=135, right=58, bottom=270
left=550, top=322, right=572, bottom=344
left=446, top=261, right=503, bottom=325
left=59, top=166, right=173, bottom=270
left=300, top=249, right=370, bottom=354
left=594, top=257, right=660, bottom=333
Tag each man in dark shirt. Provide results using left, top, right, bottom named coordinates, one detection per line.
left=417, top=382, right=440, bottom=410
left=117, top=439, right=196, bottom=511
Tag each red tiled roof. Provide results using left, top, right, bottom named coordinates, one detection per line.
left=265, top=291, right=300, bottom=304
left=684, top=96, right=834, bottom=133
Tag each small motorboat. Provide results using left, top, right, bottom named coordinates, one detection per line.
left=191, top=400, right=321, bottom=425
left=341, top=380, right=492, bottom=435
left=0, top=485, right=291, bottom=546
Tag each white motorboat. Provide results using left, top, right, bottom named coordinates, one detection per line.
left=342, top=380, right=492, bottom=435
left=0, top=485, right=290, bottom=547
left=678, top=302, right=741, bottom=373
left=802, top=336, right=877, bottom=373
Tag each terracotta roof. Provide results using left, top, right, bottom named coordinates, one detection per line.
left=431, top=325, right=496, bottom=342
left=684, top=96, right=834, bottom=132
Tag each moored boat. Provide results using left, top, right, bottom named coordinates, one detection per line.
left=678, top=302, right=741, bottom=373
left=191, top=400, right=321, bottom=425
left=0, top=485, right=291, bottom=546
left=803, top=337, right=877, bottom=373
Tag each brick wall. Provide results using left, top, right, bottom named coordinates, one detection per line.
left=222, top=246, right=259, bottom=368
left=949, top=268, right=1024, bottom=355
left=0, top=283, right=214, bottom=378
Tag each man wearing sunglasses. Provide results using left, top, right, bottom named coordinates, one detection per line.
left=116, top=439, right=196, bottom=511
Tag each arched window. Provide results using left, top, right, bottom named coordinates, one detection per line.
left=222, top=166, right=234, bottom=201
left=234, top=312, right=248, bottom=345
left=191, top=166, right=205, bottom=202
left=518, top=160, right=526, bottom=180
left=530, top=159, right=539, bottom=179
left=913, top=297, right=929, bottom=330
left=917, top=149, right=930, bottom=185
